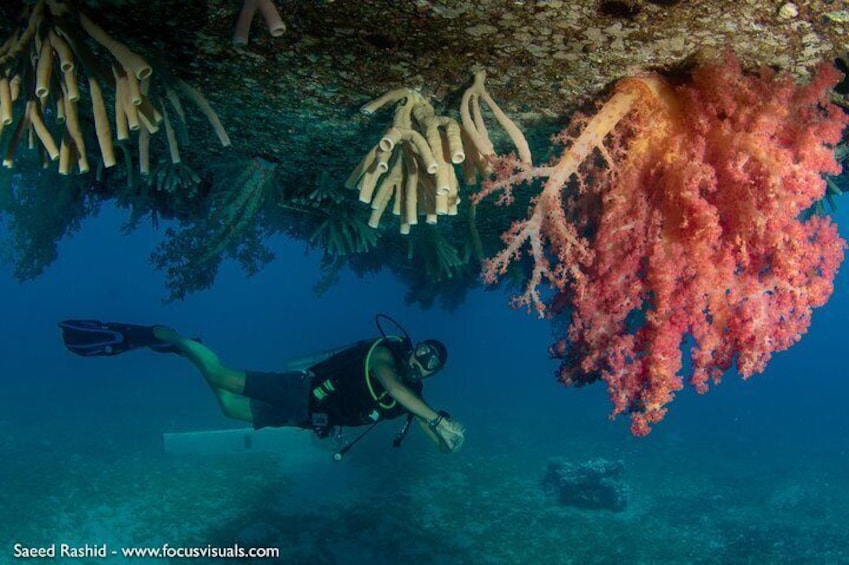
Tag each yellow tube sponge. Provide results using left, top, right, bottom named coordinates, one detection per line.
left=233, top=0, right=286, bottom=46
left=348, top=89, right=465, bottom=232
left=0, top=0, right=230, bottom=178
left=349, top=72, right=528, bottom=233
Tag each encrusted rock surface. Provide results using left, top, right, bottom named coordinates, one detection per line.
left=1, top=0, right=846, bottom=178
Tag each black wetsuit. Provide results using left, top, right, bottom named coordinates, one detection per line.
left=243, top=337, right=421, bottom=433
left=308, top=339, right=422, bottom=429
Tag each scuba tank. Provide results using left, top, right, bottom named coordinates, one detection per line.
left=284, top=313, right=411, bottom=372
left=285, top=342, right=357, bottom=372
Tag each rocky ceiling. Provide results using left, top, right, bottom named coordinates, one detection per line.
left=2, top=0, right=843, bottom=178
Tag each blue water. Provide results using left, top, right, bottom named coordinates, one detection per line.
left=2, top=202, right=848, bottom=564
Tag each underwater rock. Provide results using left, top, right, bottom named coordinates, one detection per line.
left=542, top=458, right=628, bottom=512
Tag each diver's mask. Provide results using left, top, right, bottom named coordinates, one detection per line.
left=411, top=341, right=442, bottom=379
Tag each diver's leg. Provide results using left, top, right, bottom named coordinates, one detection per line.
left=153, top=326, right=246, bottom=394
left=214, top=390, right=254, bottom=422
left=153, top=327, right=306, bottom=429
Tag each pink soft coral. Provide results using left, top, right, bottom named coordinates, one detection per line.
left=478, top=54, right=848, bottom=435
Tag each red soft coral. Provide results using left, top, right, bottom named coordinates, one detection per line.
left=479, top=54, right=848, bottom=435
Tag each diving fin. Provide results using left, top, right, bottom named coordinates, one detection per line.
left=58, top=320, right=181, bottom=357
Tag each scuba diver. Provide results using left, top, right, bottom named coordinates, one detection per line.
left=57, top=315, right=465, bottom=456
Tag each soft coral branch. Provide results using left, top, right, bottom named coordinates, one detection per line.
left=475, top=79, right=655, bottom=315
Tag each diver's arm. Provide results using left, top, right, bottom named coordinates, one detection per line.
left=370, top=350, right=440, bottom=421
left=417, top=420, right=452, bottom=452
left=371, top=349, right=464, bottom=452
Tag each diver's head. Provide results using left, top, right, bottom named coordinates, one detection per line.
left=408, top=339, right=448, bottom=380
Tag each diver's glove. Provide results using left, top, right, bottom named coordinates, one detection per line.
left=429, top=412, right=465, bottom=453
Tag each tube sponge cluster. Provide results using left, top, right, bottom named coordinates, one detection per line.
left=0, top=0, right=229, bottom=176
left=347, top=71, right=531, bottom=234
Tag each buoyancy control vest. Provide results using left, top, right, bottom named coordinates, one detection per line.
left=307, top=336, right=423, bottom=430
